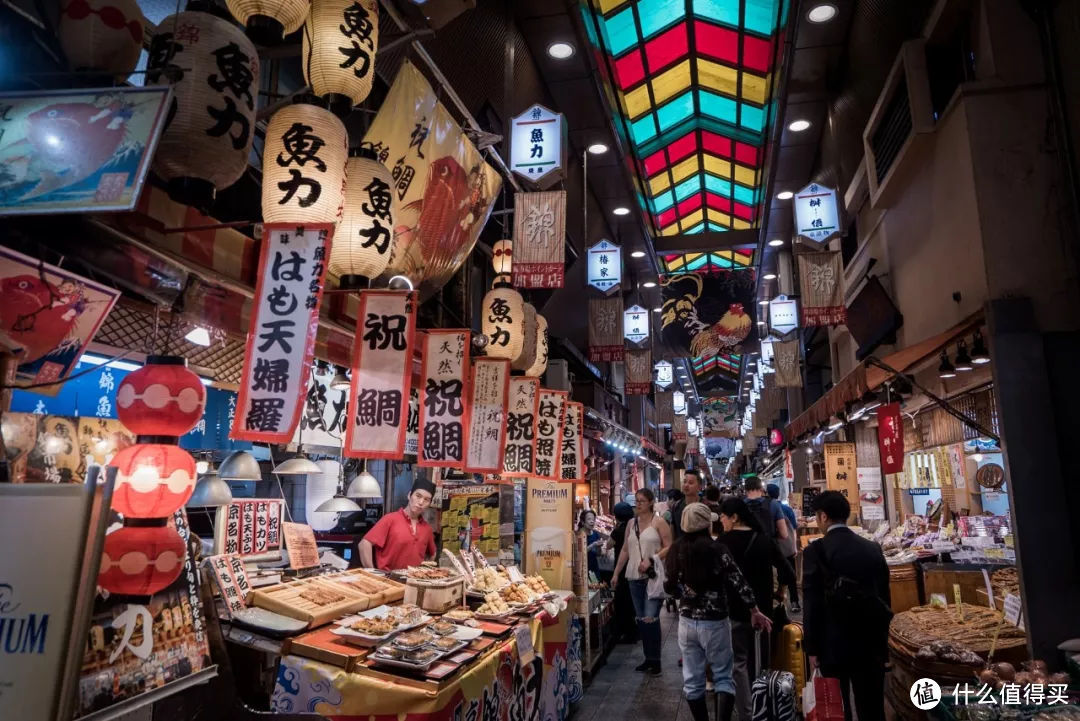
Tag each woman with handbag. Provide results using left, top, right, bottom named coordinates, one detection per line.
left=612, top=487, right=671, bottom=675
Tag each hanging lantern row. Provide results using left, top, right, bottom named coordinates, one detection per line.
left=329, top=147, right=398, bottom=284
left=492, top=239, right=513, bottom=275
left=58, top=0, right=144, bottom=78
left=226, top=0, right=308, bottom=46
left=482, top=281, right=526, bottom=362
left=525, top=314, right=549, bottom=378
left=303, top=0, right=379, bottom=116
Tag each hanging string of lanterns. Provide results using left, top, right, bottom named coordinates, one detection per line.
left=330, top=147, right=397, bottom=285
left=226, top=0, right=309, bottom=46
left=58, top=0, right=144, bottom=79
left=481, top=279, right=526, bottom=361
left=302, top=0, right=378, bottom=118
left=262, top=101, right=349, bottom=224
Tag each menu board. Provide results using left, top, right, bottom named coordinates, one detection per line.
left=282, top=522, right=319, bottom=569
left=216, top=500, right=284, bottom=557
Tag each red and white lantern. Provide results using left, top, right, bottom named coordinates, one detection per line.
left=116, top=356, right=206, bottom=437
left=109, top=443, right=197, bottom=518
left=98, top=524, right=186, bottom=597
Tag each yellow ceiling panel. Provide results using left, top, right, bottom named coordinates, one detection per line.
left=703, top=154, right=732, bottom=179
left=651, top=60, right=691, bottom=105
left=697, top=59, right=739, bottom=98
left=660, top=221, right=681, bottom=237
left=623, top=84, right=652, bottom=120
left=648, top=172, right=672, bottom=195
left=597, top=0, right=629, bottom=13
left=740, top=72, right=768, bottom=105
left=681, top=209, right=704, bottom=229
left=670, top=156, right=700, bottom=184
left=711, top=213, right=731, bottom=227
left=732, top=217, right=751, bottom=230
left=733, top=163, right=757, bottom=188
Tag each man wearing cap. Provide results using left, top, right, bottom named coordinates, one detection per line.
left=359, top=479, right=437, bottom=571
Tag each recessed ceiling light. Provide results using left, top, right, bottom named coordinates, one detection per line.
left=631, top=250, right=646, bottom=258
left=652, top=307, right=661, bottom=312
left=613, top=206, right=630, bottom=216
left=642, top=281, right=657, bottom=288
left=587, top=143, right=609, bottom=155
left=768, top=238, right=785, bottom=247
left=547, top=42, right=575, bottom=59
left=764, top=272, right=777, bottom=280
left=758, top=299, right=769, bottom=305
left=807, top=3, right=838, bottom=23
left=788, top=119, right=811, bottom=132
left=776, top=190, right=794, bottom=200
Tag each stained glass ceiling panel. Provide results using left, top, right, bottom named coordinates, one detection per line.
left=660, top=248, right=755, bottom=273
left=693, top=352, right=742, bottom=378
left=588, top=0, right=789, bottom=238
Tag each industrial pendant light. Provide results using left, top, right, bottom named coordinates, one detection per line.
left=938, top=349, right=957, bottom=379
left=970, top=330, right=990, bottom=364
left=272, top=454, right=323, bottom=474
left=954, top=341, right=973, bottom=372
left=316, top=462, right=362, bottom=511
left=346, top=462, right=382, bottom=499
left=330, top=366, right=350, bottom=390
left=218, top=450, right=263, bottom=480
left=187, top=468, right=234, bottom=507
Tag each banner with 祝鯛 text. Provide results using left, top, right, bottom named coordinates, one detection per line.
left=418, top=330, right=470, bottom=467
left=503, top=377, right=539, bottom=477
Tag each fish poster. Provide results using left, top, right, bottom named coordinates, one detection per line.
left=0, top=245, right=121, bottom=389
left=0, top=86, right=171, bottom=215
left=659, top=271, right=757, bottom=357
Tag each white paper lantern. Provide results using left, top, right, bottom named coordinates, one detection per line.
left=59, top=0, right=144, bottom=78
left=512, top=303, right=538, bottom=371
left=262, top=102, right=348, bottom=224
left=149, top=11, right=259, bottom=210
left=226, top=0, right=309, bottom=45
left=482, top=283, right=525, bottom=361
left=525, top=314, right=549, bottom=377
left=330, top=150, right=397, bottom=282
left=493, top=239, right=513, bottom=275
left=302, top=0, right=378, bottom=114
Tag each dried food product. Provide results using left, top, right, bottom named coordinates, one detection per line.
left=299, top=587, right=347, bottom=606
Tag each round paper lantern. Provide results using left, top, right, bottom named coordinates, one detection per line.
left=59, top=0, right=144, bottom=77
left=262, top=102, right=348, bottom=225
left=525, top=314, right=549, bottom=377
left=116, top=356, right=206, bottom=437
left=492, top=239, right=512, bottom=275
left=226, top=0, right=308, bottom=45
left=482, top=283, right=525, bottom=361
left=330, top=149, right=396, bottom=283
left=98, top=525, right=186, bottom=597
left=149, top=10, right=259, bottom=211
left=302, top=0, right=378, bottom=114
left=109, top=444, right=197, bottom=518
left=512, top=303, right=538, bottom=371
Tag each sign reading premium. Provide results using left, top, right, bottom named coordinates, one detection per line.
left=793, top=182, right=840, bottom=244
left=534, top=389, right=567, bottom=481
left=464, top=358, right=510, bottom=474
left=345, top=290, right=417, bottom=459
left=560, top=401, right=584, bottom=482
left=588, top=296, right=624, bottom=362
left=625, top=349, right=652, bottom=395
left=233, top=224, right=333, bottom=442
left=768, top=294, right=799, bottom=335
left=512, top=190, right=566, bottom=289
left=654, top=360, right=674, bottom=388
left=525, top=478, right=573, bottom=590
left=418, top=330, right=470, bottom=467
left=586, top=239, right=621, bottom=294
left=623, top=304, right=650, bottom=345
left=510, top=104, right=566, bottom=187
left=503, top=377, right=539, bottom=477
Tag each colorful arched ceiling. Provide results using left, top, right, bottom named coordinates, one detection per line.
left=585, top=0, right=789, bottom=238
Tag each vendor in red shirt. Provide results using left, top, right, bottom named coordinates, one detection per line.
left=358, top=479, right=437, bottom=571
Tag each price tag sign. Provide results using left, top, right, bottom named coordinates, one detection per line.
left=507, top=566, right=526, bottom=584
left=514, top=624, right=536, bottom=665
left=282, top=522, right=320, bottom=569
left=953, top=583, right=964, bottom=622
left=205, top=554, right=250, bottom=618
left=1003, top=593, right=1024, bottom=630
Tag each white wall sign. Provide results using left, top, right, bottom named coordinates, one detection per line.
left=793, top=182, right=840, bottom=243
left=673, top=390, right=686, bottom=415
left=586, top=239, right=621, bottom=294
left=760, top=335, right=776, bottom=372
left=654, top=360, right=674, bottom=388
left=769, top=295, right=799, bottom=335
left=623, top=304, right=649, bottom=345
left=510, top=104, right=566, bottom=187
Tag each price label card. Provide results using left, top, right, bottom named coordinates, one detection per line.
left=954, top=583, right=964, bottom=621
left=282, top=522, right=320, bottom=569
left=514, top=624, right=535, bottom=665
left=206, top=554, right=250, bottom=618
left=507, top=565, right=526, bottom=584
left=1003, top=593, right=1024, bottom=629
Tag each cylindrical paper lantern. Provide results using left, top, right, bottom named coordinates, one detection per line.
left=492, top=239, right=512, bottom=275
left=330, top=149, right=396, bottom=283
left=482, top=283, right=525, bottom=361
left=148, top=10, right=259, bottom=211
left=302, top=0, right=378, bottom=114
left=59, top=0, right=144, bottom=77
left=512, top=303, right=538, bottom=371
left=116, top=356, right=207, bottom=437
left=226, top=0, right=308, bottom=45
left=109, top=444, right=197, bottom=518
left=98, top=525, right=186, bottom=597
left=525, top=314, right=549, bottom=377
left=262, top=102, right=348, bottom=224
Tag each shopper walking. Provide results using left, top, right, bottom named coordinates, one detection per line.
left=803, top=491, right=892, bottom=721
left=612, top=488, right=672, bottom=675
left=669, top=469, right=702, bottom=545
left=744, top=476, right=789, bottom=543
left=767, top=483, right=801, bottom=612
left=607, top=502, right=637, bottom=643
left=664, top=503, right=772, bottom=721
left=717, top=497, right=796, bottom=721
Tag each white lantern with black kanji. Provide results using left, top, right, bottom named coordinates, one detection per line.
left=226, top=0, right=308, bottom=45
left=492, top=239, right=512, bottom=275
left=525, top=313, right=549, bottom=377
left=481, top=281, right=524, bottom=361
left=58, top=0, right=144, bottom=78
left=149, top=9, right=259, bottom=211
left=302, top=0, right=378, bottom=117
left=513, top=303, right=538, bottom=371
left=330, top=148, right=396, bottom=284
left=262, top=102, right=348, bottom=225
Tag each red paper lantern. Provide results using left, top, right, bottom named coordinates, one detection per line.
left=116, top=356, right=206, bottom=437
left=98, top=525, right=186, bottom=597
left=109, top=443, right=197, bottom=518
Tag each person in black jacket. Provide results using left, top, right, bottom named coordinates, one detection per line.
left=802, top=491, right=892, bottom=721
left=606, top=502, right=638, bottom=643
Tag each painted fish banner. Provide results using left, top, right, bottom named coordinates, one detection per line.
left=660, top=271, right=757, bottom=358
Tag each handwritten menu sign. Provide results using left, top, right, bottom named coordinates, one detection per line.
left=560, top=401, right=584, bottom=482
left=419, top=330, right=471, bottom=467
left=220, top=499, right=284, bottom=556
left=404, top=386, right=420, bottom=456
left=205, top=554, right=251, bottom=618
left=283, top=522, right=320, bottom=569
left=465, top=358, right=510, bottom=473
left=534, top=389, right=567, bottom=481
left=504, top=377, right=539, bottom=477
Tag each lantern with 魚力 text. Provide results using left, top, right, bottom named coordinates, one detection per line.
left=58, top=0, right=144, bottom=78
left=492, top=239, right=512, bottom=275
left=98, top=524, right=186, bottom=597
left=481, top=282, right=524, bottom=361
left=302, top=0, right=378, bottom=116
left=226, top=0, right=308, bottom=45
left=116, top=356, right=207, bottom=437
left=262, top=102, right=348, bottom=225
left=525, top=314, right=549, bottom=377
left=512, top=303, right=538, bottom=371
left=109, top=443, right=197, bottom=518
left=148, top=10, right=259, bottom=211
left=330, top=149, right=396, bottom=284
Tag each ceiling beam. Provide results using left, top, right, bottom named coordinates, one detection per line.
left=653, top=228, right=759, bottom=254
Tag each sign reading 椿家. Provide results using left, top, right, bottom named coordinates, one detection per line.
left=418, top=330, right=470, bottom=467
left=625, top=348, right=652, bottom=395
left=503, top=377, right=539, bottom=477
left=233, top=224, right=333, bottom=442
left=512, top=191, right=565, bottom=288
left=588, top=296, right=624, bottom=362
left=560, top=401, right=584, bottom=482
left=464, top=358, right=510, bottom=474
left=345, top=290, right=417, bottom=459
left=793, top=182, right=840, bottom=244
left=623, top=304, right=649, bottom=345
left=769, top=295, right=799, bottom=335
left=586, top=239, right=621, bottom=294
left=534, top=389, right=567, bottom=481
left=510, top=104, right=566, bottom=187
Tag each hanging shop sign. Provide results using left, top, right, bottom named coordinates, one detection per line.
left=360, top=61, right=501, bottom=296
left=586, top=239, right=621, bottom=294
left=702, top=397, right=739, bottom=438
left=673, top=390, right=686, bottom=415
left=292, top=363, right=348, bottom=449
left=261, top=103, right=348, bottom=225
left=824, top=442, right=858, bottom=510
left=560, top=401, right=584, bottom=482
left=343, top=290, right=417, bottom=458
left=504, top=377, right=539, bottom=478
left=797, top=251, right=846, bottom=327
left=654, top=360, right=674, bottom=388
left=877, top=402, right=904, bottom=474
left=418, top=329, right=470, bottom=467
left=773, top=339, right=802, bottom=388
left=525, top=478, right=573, bottom=590
left=623, top=304, right=649, bottom=345
left=232, top=224, right=333, bottom=442
left=509, top=103, right=567, bottom=188
left=793, top=182, right=840, bottom=244
left=331, top=151, right=397, bottom=281
left=481, top=284, right=526, bottom=360
left=660, top=271, right=757, bottom=357
left=0, top=245, right=121, bottom=388
left=303, top=0, right=379, bottom=107
left=688, top=416, right=700, bottom=437
left=403, top=386, right=420, bottom=456
left=625, top=348, right=652, bottom=396
left=655, top=391, right=674, bottom=425
left=215, top=499, right=284, bottom=556
left=534, top=389, right=567, bottom=481
left=587, top=296, right=624, bottom=362
left=769, top=295, right=799, bottom=335
left=464, top=358, right=510, bottom=474
left=0, top=86, right=171, bottom=216
left=673, top=414, right=688, bottom=443
left=760, top=335, right=776, bottom=373
left=512, top=190, right=566, bottom=289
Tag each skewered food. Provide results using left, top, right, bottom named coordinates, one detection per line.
left=299, top=587, right=347, bottom=606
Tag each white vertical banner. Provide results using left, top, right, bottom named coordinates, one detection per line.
left=464, top=358, right=511, bottom=474
left=534, top=389, right=567, bottom=481
left=418, top=330, right=471, bottom=467
left=560, top=401, right=584, bottom=482
left=403, top=386, right=420, bottom=456
left=504, top=377, right=540, bottom=477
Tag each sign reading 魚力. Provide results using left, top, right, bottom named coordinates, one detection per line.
left=510, top=104, right=566, bottom=187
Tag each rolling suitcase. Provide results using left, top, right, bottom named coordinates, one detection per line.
left=772, top=623, right=806, bottom=703
left=750, top=631, right=796, bottom=721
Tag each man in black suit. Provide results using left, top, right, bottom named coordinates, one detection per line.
left=803, top=491, right=892, bottom=721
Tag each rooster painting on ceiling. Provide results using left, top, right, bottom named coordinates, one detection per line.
left=660, top=271, right=757, bottom=358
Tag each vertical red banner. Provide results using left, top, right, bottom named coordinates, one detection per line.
left=534, top=389, right=567, bottom=481
left=504, top=377, right=540, bottom=478
left=877, top=402, right=904, bottom=474
left=418, top=330, right=471, bottom=467
left=560, top=401, right=584, bottom=482
left=464, top=358, right=511, bottom=474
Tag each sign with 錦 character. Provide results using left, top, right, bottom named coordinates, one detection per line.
left=824, top=442, right=858, bottom=511
left=588, top=296, right=624, bottom=362
left=503, top=377, right=539, bottom=478
left=464, top=358, right=510, bottom=474
left=773, top=339, right=802, bottom=388
left=232, top=224, right=333, bottom=442
left=793, top=182, right=840, bottom=244
left=673, top=414, right=687, bottom=442
left=797, top=251, right=846, bottom=327
left=623, top=304, right=650, bottom=345
left=418, top=329, right=470, bottom=467
left=512, top=190, right=565, bottom=289
left=625, top=349, right=652, bottom=395
left=345, top=290, right=417, bottom=459
left=560, top=401, right=584, bottom=482
left=586, top=239, right=621, bottom=294
left=510, top=104, right=566, bottom=188
left=655, top=391, right=674, bottom=424
left=534, top=389, right=567, bottom=481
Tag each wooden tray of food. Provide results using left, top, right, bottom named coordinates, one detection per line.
left=323, top=569, right=406, bottom=606
left=249, top=578, right=372, bottom=627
